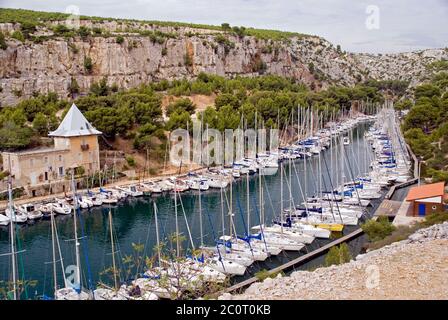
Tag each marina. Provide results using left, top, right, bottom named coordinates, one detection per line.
left=0, top=108, right=413, bottom=300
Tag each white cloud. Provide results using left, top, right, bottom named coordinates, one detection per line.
left=1, top=0, right=447, bottom=53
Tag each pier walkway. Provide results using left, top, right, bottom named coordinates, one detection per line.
left=222, top=227, right=364, bottom=294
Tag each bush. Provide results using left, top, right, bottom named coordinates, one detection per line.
left=11, top=30, right=25, bottom=42
left=166, top=98, right=196, bottom=116
left=0, top=32, right=7, bottom=50
left=367, top=225, right=417, bottom=250
left=126, top=155, right=136, bottom=167
left=78, top=26, right=90, bottom=39
left=184, top=54, right=193, bottom=67
left=420, top=212, right=448, bottom=227
left=324, top=243, right=352, bottom=266
left=84, top=56, right=93, bottom=73
left=69, top=77, right=79, bottom=95
left=32, top=112, right=49, bottom=135
left=116, top=35, right=124, bottom=44
left=361, top=216, right=396, bottom=242
left=254, top=269, right=283, bottom=281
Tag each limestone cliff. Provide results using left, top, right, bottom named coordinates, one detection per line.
left=0, top=19, right=447, bottom=106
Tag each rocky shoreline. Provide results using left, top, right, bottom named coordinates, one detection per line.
left=219, top=222, right=448, bottom=300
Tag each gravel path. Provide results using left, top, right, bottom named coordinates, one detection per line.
left=219, top=222, right=448, bottom=300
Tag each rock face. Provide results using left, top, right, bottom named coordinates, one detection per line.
left=220, top=222, right=448, bottom=300
left=0, top=20, right=447, bottom=106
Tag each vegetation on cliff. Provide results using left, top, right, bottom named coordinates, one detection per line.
left=0, top=8, right=309, bottom=42
left=0, top=74, right=386, bottom=158
left=399, top=61, right=448, bottom=182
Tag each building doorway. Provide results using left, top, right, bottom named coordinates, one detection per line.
left=418, top=203, right=426, bottom=216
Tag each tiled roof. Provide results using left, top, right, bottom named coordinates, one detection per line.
left=48, top=103, right=102, bottom=137
left=406, top=182, right=445, bottom=201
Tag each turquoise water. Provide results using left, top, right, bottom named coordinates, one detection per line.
left=0, top=123, right=375, bottom=299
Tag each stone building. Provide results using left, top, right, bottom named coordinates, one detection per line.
left=1, top=104, right=102, bottom=197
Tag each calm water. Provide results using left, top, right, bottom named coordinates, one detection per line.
left=0, top=123, right=377, bottom=299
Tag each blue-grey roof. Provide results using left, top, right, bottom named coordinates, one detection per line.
left=48, top=103, right=102, bottom=137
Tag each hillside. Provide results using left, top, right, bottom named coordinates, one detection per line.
left=1, top=8, right=447, bottom=106
left=219, top=222, right=448, bottom=300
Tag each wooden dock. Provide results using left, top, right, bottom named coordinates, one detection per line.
left=221, top=227, right=364, bottom=294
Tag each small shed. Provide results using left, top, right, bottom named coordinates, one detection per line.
left=405, top=182, right=446, bottom=216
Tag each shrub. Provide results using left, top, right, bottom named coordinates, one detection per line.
left=126, top=155, right=136, bottom=167
left=116, top=35, right=124, bottom=44
left=78, top=26, right=90, bottom=39
left=11, top=30, right=25, bottom=42
left=254, top=269, right=284, bottom=281
left=166, top=98, right=196, bottom=116
left=361, top=216, right=396, bottom=242
left=92, top=27, right=102, bottom=35
left=325, top=243, right=352, bottom=266
left=184, top=54, right=193, bottom=67
left=420, top=212, right=448, bottom=227
left=32, top=112, right=49, bottom=135
left=367, top=225, right=417, bottom=250
left=0, top=32, right=7, bottom=50
left=69, top=77, right=79, bottom=95
left=84, top=56, right=93, bottom=73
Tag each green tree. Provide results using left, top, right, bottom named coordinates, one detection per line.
left=116, top=35, right=124, bottom=44
left=166, top=98, right=196, bottom=116
left=415, top=83, right=441, bottom=100
left=0, top=122, right=34, bottom=150
left=0, top=32, right=7, bottom=50
left=84, top=56, right=93, bottom=73
left=221, top=23, right=231, bottom=31
left=403, top=104, right=439, bottom=132
left=32, top=112, right=49, bottom=135
left=325, top=243, right=352, bottom=267
left=11, top=30, right=25, bottom=42
left=90, top=77, right=110, bottom=96
left=361, top=217, right=396, bottom=242
left=78, top=26, right=90, bottom=39
left=69, top=77, right=79, bottom=96
left=166, top=110, right=191, bottom=131
left=215, top=93, right=240, bottom=110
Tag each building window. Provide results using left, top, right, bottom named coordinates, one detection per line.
left=44, top=172, right=48, bottom=181
left=432, top=205, right=437, bottom=210
left=30, top=159, right=34, bottom=166
left=44, top=157, right=48, bottom=163
left=59, top=155, right=62, bottom=162
left=58, top=166, right=64, bottom=176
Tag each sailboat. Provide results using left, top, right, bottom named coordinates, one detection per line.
left=55, top=173, right=91, bottom=300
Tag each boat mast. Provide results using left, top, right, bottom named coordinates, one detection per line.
left=220, top=186, right=225, bottom=237
left=173, top=180, right=180, bottom=257
left=246, top=172, right=250, bottom=235
left=280, top=162, right=284, bottom=233
left=71, top=172, right=81, bottom=293
left=153, top=202, right=161, bottom=266
left=51, top=207, right=58, bottom=296
left=7, top=171, right=17, bottom=300
left=108, top=209, right=118, bottom=291
left=198, top=119, right=203, bottom=247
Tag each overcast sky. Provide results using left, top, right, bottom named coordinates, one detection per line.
left=1, top=0, right=447, bottom=53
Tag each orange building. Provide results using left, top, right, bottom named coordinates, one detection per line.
left=405, top=182, right=447, bottom=216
